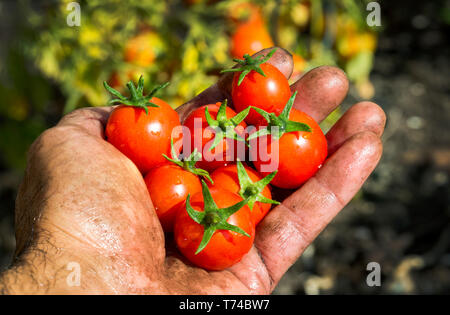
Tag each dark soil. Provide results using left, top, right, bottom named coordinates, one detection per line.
left=274, top=0, right=450, bottom=294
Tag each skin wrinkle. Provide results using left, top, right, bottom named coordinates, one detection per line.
left=40, top=219, right=159, bottom=294
left=13, top=122, right=169, bottom=292
left=50, top=129, right=162, bottom=259
left=291, top=66, right=349, bottom=122
left=250, top=254, right=273, bottom=294
left=45, top=219, right=102, bottom=253
left=59, top=108, right=111, bottom=137
left=228, top=246, right=272, bottom=294
left=16, top=187, right=52, bottom=256
left=326, top=102, right=386, bottom=155
left=253, top=132, right=382, bottom=287
left=253, top=245, right=274, bottom=290
left=256, top=205, right=310, bottom=270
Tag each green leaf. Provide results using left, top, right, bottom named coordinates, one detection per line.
left=255, top=171, right=278, bottom=192
left=257, top=195, right=280, bottom=205
left=285, top=121, right=312, bottom=133
left=103, top=81, right=125, bottom=100
left=137, top=75, right=145, bottom=95
left=207, top=130, right=224, bottom=151
left=236, top=160, right=253, bottom=188
left=164, top=140, right=213, bottom=184
left=238, top=69, right=251, bottom=86
left=192, top=168, right=214, bottom=185
left=247, top=127, right=271, bottom=141
left=230, top=106, right=250, bottom=125
left=250, top=106, right=272, bottom=123
left=186, top=181, right=251, bottom=254
left=200, top=180, right=218, bottom=214
left=103, top=77, right=168, bottom=114
left=145, top=82, right=170, bottom=101
left=195, top=226, right=216, bottom=254
left=186, top=194, right=205, bottom=224
left=279, top=92, right=298, bottom=120
left=169, top=137, right=178, bottom=160
left=220, top=48, right=278, bottom=86
left=215, top=222, right=250, bottom=238
left=236, top=161, right=279, bottom=210
left=205, top=100, right=248, bottom=151
left=162, top=138, right=184, bottom=168
left=204, top=106, right=219, bottom=127
left=216, top=99, right=228, bottom=122
left=219, top=198, right=250, bottom=220
left=248, top=92, right=312, bottom=140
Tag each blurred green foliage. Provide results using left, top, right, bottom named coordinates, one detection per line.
left=0, top=0, right=378, bottom=171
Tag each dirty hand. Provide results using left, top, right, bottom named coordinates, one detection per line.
left=0, top=48, right=385, bottom=294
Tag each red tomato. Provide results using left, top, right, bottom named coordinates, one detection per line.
left=106, top=97, right=181, bottom=174
left=145, top=164, right=202, bottom=232
left=209, top=164, right=273, bottom=225
left=231, top=19, right=274, bottom=59
left=124, top=31, right=160, bottom=67
left=231, top=63, right=291, bottom=126
left=183, top=102, right=247, bottom=172
left=174, top=187, right=255, bottom=271
left=251, top=109, right=328, bottom=189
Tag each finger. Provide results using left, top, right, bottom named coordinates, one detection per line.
left=254, top=131, right=383, bottom=289
left=290, top=65, right=349, bottom=123
left=227, top=246, right=273, bottom=294
left=57, top=106, right=116, bottom=138
left=326, top=101, right=386, bottom=155
left=176, top=47, right=294, bottom=122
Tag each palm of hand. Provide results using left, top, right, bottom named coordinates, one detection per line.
left=14, top=48, right=385, bottom=294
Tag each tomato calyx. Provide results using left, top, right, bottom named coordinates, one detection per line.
left=103, top=75, right=169, bottom=115
left=186, top=181, right=250, bottom=254
left=163, top=139, right=213, bottom=184
left=221, top=48, right=277, bottom=85
left=235, top=160, right=279, bottom=211
left=204, top=99, right=250, bottom=150
left=248, top=92, right=312, bottom=140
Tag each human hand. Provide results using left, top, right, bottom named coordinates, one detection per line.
left=0, top=48, right=385, bottom=294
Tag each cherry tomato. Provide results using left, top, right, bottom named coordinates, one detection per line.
left=209, top=164, right=274, bottom=225
left=252, top=108, right=328, bottom=189
left=145, top=164, right=202, bottom=232
left=183, top=102, right=247, bottom=172
left=231, top=63, right=291, bottom=126
left=231, top=19, right=274, bottom=59
left=106, top=96, right=181, bottom=174
left=174, top=187, right=255, bottom=271
left=124, top=31, right=162, bottom=67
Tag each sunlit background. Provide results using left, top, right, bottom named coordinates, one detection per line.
left=0, top=0, right=449, bottom=294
